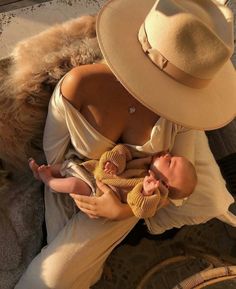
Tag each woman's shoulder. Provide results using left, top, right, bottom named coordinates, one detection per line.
left=60, top=63, right=114, bottom=107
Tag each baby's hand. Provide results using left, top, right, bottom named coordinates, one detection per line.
left=142, top=170, right=160, bottom=196
left=104, top=161, right=118, bottom=175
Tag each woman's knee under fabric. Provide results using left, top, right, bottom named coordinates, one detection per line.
left=15, top=212, right=138, bottom=289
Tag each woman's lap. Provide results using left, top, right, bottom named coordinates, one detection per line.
left=15, top=200, right=138, bottom=289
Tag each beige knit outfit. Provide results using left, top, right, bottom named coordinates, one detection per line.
left=81, top=144, right=168, bottom=218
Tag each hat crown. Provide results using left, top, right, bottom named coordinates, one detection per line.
left=144, top=0, right=234, bottom=79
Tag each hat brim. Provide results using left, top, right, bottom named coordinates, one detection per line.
left=97, top=0, right=236, bottom=130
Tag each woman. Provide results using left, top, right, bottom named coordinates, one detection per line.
left=15, top=0, right=236, bottom=288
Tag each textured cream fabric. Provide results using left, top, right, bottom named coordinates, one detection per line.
left=15, top=78, right=236, bottom=289
left=146, top=129, right=236, bottom=233
left=15, top=212, right=137, bottom=289
left=43, top=77, right=115, bottom=242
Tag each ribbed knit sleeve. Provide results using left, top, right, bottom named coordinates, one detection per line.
left=98, top=144, right=132, bottom=175
left=127, top=183, right=161, bottom=218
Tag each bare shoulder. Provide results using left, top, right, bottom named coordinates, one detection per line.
left=60, top=63, right=113, bottom=109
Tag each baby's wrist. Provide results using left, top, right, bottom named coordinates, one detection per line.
left=142, top=189, right=154, bottom=196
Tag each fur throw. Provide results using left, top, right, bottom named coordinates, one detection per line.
left=0, top=15, right=102, bottom=289
left=0, top=15, right=102, bottom=171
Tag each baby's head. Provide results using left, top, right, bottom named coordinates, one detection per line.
left=150, top=153, right=197, bottom=206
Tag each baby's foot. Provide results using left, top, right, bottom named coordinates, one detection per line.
left=28, top=158, right=41, bottom=180
left=38, top=165, right=53, bottom=185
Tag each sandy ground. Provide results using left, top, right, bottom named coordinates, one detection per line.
left=0, top=0, right=105, bottom=58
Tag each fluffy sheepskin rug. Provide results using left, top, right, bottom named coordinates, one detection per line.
left=0, top=15, right=102, bottom=289
left=0, top=14, right=101, bottom=171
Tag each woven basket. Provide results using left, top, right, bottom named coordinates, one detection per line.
left=135, top=243, right=228, bottom=289
left=173, top=266, right=236, bottom=289
left=93, top=240, right=229, bottom=289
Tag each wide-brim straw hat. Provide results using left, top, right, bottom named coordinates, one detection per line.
left=96, top=0, right=236, bottom=130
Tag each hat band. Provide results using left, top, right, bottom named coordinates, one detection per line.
left=138, top=24, right=211, bottom=89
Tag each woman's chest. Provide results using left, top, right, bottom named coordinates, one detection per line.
left=81, top=95, right=159, bottom=146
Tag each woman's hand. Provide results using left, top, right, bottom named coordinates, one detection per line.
left=70, top=181, right=134, bottom=220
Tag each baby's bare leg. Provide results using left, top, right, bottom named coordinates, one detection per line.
left=38, top=165, right=91, bottom=196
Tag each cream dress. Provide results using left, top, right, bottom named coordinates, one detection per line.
left=15, top=77, right=236, bottom=289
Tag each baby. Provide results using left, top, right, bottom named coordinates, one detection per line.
left=29, top=144, right=197, bottom=218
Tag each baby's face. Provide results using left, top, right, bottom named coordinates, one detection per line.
left=151, top=153, right=194, bottom=198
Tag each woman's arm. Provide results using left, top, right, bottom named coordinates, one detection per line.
left=70, top=181, right=134, bottom=220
